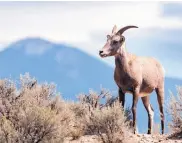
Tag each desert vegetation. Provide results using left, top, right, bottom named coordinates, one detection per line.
left=167, top=86, right=182, bottom=136
left=0, top=73, right=134, bottom=143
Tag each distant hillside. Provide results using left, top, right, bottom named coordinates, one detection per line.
left=0, top=37, right=181, bottom=133
left=0, top=38, right=116, bottom=99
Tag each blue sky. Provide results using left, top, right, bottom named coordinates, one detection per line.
left=0, top=2, right=182, bottom=79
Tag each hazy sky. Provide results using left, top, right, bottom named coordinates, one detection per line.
left=0, top=2, right=182, bottom=79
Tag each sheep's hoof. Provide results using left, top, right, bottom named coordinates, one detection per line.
left=133, top=126, right=138, bottom=134
left=161, top=130, right=164, bottom=134
left=147, top=128, right=152, bottom=134
left=133, top=128, right=138, bottom=134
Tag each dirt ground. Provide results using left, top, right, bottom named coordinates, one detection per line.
left=64, top=132, right=182, bottom=143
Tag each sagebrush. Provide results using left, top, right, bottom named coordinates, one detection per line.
left=167, top=86, right=182, bottom=134
left=0, top=73, right=133, bottom=143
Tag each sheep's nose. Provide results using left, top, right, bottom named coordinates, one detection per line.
left=99, top=50, right=103, bottom=54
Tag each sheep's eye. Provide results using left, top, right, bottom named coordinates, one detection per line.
left=113, top=40, right=118, bottom=45
left=121, top=37, right=125, bottom=42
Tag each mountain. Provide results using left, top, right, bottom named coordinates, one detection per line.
left=0, top=37, right=181, bottom=133
left=0, top=37, right=116, bottom=99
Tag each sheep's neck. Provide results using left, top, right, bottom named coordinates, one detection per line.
left=115, top=43, right=129, bottom=72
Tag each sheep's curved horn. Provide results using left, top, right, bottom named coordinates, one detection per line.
left=117, top=25, right=138, bottom=35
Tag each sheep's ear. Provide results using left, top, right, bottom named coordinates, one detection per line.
left=112, top=25, right=117, bottom=34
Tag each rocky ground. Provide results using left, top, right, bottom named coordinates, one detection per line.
left=64, top=132, right=182, bottom=143
left=129, top=133, right=182, bottom=143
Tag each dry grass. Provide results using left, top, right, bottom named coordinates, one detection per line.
left=0, top=73, right=133, bottom=143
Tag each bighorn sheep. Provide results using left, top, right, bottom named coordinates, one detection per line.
left=99, top=25, right=165, bottom=134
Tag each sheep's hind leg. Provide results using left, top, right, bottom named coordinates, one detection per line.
left=155, top=88, right=165, bottom=134
left=141, top=96, right=154, bottom=134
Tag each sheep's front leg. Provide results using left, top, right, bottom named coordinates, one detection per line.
left=132, top=87, right=139, bottom=134
left=119, top=88, right=125, bottom=107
